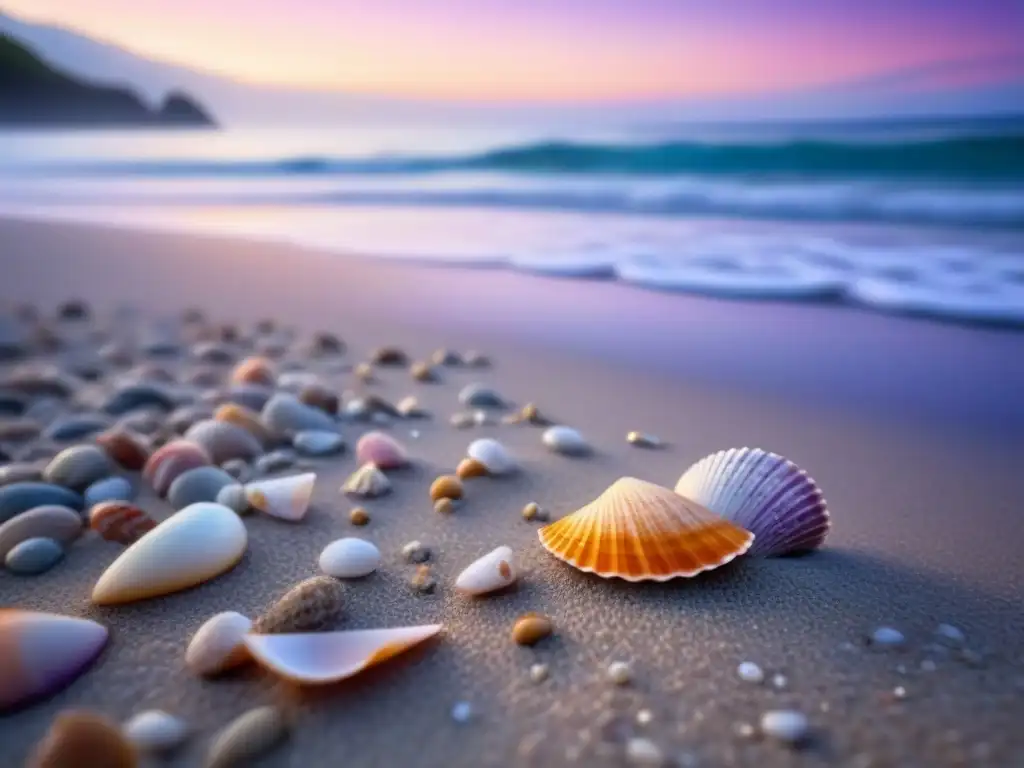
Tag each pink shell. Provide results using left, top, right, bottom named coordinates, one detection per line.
left=674, top=447, right=829, bottom=557
left=355, top=431, right=408, bottom=469
left=143, top=439, right=212, bottom=497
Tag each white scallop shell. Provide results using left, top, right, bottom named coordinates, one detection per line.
left=318, top=538, right=381, bottom=579
left=245, top=472, right=315, bottom=522
left=185, top=611, right=253, bottom=676
left=455, top=545, right=517, bottom=595
left=466, top=438, right=516, bottom=475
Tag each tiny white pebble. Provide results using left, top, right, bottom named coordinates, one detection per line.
left=636, top=709, right=653, bottom=725
left=409, top=429, right=420, bottom=439
left=772, top=673, right=788, bottom=689
left=920, top=659, right=937, bottom=672
left=737, top=662, right=764, bottom=684
left=451, top=701, right=474, bottom=723
left=735, top=722, right=756, bottom=738
left=895, top=664, right=907, bottom=675
left=870, top=627, right=905, bottom=648
left=893, top=686, right=907, bottom=699
left=760, top=710, right=809, bottom=744
left=607, top=661, right=632, bottom=685
left=936, top=623, right=966, bottom=645
left=819, top=701, right=831, bottom=713
left=529, top=664, right=549, bottom=683
left=625, top=736, right=665, bottom=766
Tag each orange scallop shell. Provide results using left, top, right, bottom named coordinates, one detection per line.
left=538, top=477, right=753, bottom=581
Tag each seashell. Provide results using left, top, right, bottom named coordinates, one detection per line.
left=298, top=382, right=339, bottom=415
left=95, top=429, right=150, bottom=471
left=372, top=346, right=409, bottom=366
left=410, top=361, right=437, bottom=382
left=42, top=445, right=115, bottom=492
left=102, top=383, right=176, bottom=415
left=83, top=476, right=134, bottom=508
left=455, top=545, right=517, bottom=595
left=243, top=624, right=442, bottom=684
left=184, top=420, right=263, bottom=465
left=429, top=475, right=464, bottom=501
left=230, top=356, right=276, bottom=387
left=0, top=504, right=82, bottom=560
left=674, top=448, right=830, bottom=557
left=308, top=330, right=345, bottom=356
left=191, top=341, right=235, bottom=364
left=244, top=472, right=315, bottom=522
left=342, top=462, right=391, bottom=498
left=0, top=482, right=84, bottom=524
left=89, top=502, right=157, bottom=545
left=143, top=439, right=212, bottom=497
left=168, top=466, right=236, bottom=510
left=185, top=611, right=253, bottom=676
left=214, top=404, right=273, bottom=446
left=293, top=430, right=345, bottom=456
left=215, top=484, right=249, bottom=515
left=122, top=709, right=189, bottom=753
left=467, top=438, right=516, bottom=476
left=91, top=502, right=247, bottom=605
left=204, top=706, right=288, bottom=768
left=627, top=431, right=663, bottom=448
left=254, top=448, right=296, bottom=475
left=43, top=414, right=111, bottom=441
left=349, top=507, right=370, bottom=526
left=458, top=383, right=505, bottom=408
left=0, top=416, right=41, bottom=442
left=395, top=395, right=429, bottom=418
left=355, top=431, right=408, bottom=469
left=222, top=384, right=273, bottom=412
left=0, top=611, right=108, bottom=711
left=252, top=575, right=346, bottom=634
left=26, top=709, right=137, bottom=768
left=6, top=536, right=64, bottom=574
left=542, top=425, right=591, bottom=456
left=539, top=477, right=754, bottom=581
left=261, top=393, right=337, bottom=437
left=319, top=537, right=381, bottom=578
left=456, top=458, right=489, bottom=480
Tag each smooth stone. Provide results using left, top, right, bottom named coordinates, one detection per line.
left=0, top=393, right=27, bottom=415
left=458, top=383, right=506, bottom=408
left=254, top=449, right=296, bottom=476
left=455, top=545, right=518, bottom=595
left=0, top=482, right=84, bottom=524
left=293, top=430, right=345, bottom=456
left=6, top=536, right=64, bottom=574
left=318, top=537, right=381, bottom=578
left=261, top=393, right=338, bottom=437
left=25, top=709, right=137, bottom=767
left=142, top=338, right=181, bottom=357
left=0, top=505, right=82, bottom=560
left=467, top=438, right=517, bottom=475
left=186, top=611, right=253, bottom=676
left=115, top=409, right=164, bottom=435
left=191, top=341, right=236, bottom=364
left=215, top=484, right=250, bottom=514
left=0, top=417, right=42, bottom=442
left=183, top=420, right=263, bottom=464
left=83, top=476, right=134, bottom=508
left=17, top=441, right=61, bottom=463
left=42, top=414, right=112, bottom=442
left=102, top=383, right=176, bottom=415
left=0, top=462, right=44, bottom=487
left=220, top=458, right=252, bottom=483
left=205, top=706, right=288, bottom=768
left=760, top=710, right=810, bottom=744
left=167, top=405, right=215, bottom=435
left=223, top=384, right=274, bottom=412
left=167, top=466, right=236, bottom=510
left=43, top=445, right=115, bottom=491
left=95, top=429, right=151, bottom=471
left=123, top=710, right=189, bottom=753
left=0, top=367, right=77, bottom=398
left=542, top=425, right=591, bottom=456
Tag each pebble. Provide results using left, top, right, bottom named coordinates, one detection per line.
left=372, top=346, right=408, bottom=366
left=261, top=392, right=338, bottom=436
left=0, top=462, right=45, bottom=487
left=213, top=403, right=273, bottom=446
left=27, top=709, right=138, bottom=768
left=434, top=497, right=456, bottom=515
left=168, top=466, right=236, bottom=509
left=410, top=564, right=436, bottom=593
left=83, top=476, right=134, bottom=508
left=254, top=449, right=296, bottom=476
left=102, top=383, right=175, bottom=415
left=512, top=613, right=553, bottom=645
left=215, top=484, right=250, bottom=515
left=221, top=384, right=274, bottom=413
left=760, top=710, right=809, bottom=745
left=95, top=429, right=150, bottom=471
left=396, top=396, right=429, bottom=418
left=186, top=611, right=254, bottom=676
left=42, top=445, right=115, bottom=492
left=308, top=331, right=345, bottom=356
left=936, top=623, right=966, bottom=646
left=456, top=458, right=489, bottom=479
left=293, top=430, right=344, bottom=456
left=467, top=437, right=516, bottom=475
left=122, top=710, right=189, bottom=753
left=636, top=709, right=653, bottom=726
left=205, top=706, right=288, bottom=768
left=43, top=414, right=111, bottom=441
left=184, top=420, right=263, bottom=465
left=542, top=425, right=590, bottom=456
left=625, top=737, right=665, bottom=767
left=458, top=383, right=505, bottom=408
left=870, top=627, right=906, bottom=648
left=464, top=350, right=489, bottom=367
left=737, top=661, right=764, bottom=684
left=607, top=661, right=632, bottom=685
left=298, top=382, right=339, bottom=414
left=429, top=475, right=464, bottom=502
left=626, top=431, right=662, bottom=448
left=89, top=501, right=158, bottom=544
left=892, top=685, right=907, bottom=700
left=230, top=356, right=277, bottom=387
left=0, top=417, right=42, bottom=442
left=450, top=412, right=475, bottom=429
left=349, top=507, right=370, bottom=526
left=451, top=701, right=474, bottom=723
left=144, top=439, right=212, bottom=497
left=410, top=361, right=437, bottom=382
left=402, top=540, right=430, bottom=563
left=319, top=537, right=381, bottom=578
left=521, top=502, right=549, bottom=522
left=431, top=348, right=461, bottom=366
left=0, top=504, right=82, bottom=560
left=6, top=536, right=64, bottom=574
left=472, top=410, right=493, bottom=426
left=529, top=663, right=549, bottom=683
left=354, top=362, right=375, bottom=382
left=772, top=673, right=788, bottom=689
left=220, top=459, right=251, bottom=482
left=191, top=341, right=235, bottom=364
left=343, top=394, right=402, bottom=421
left=253, top=575, right=346, bottom=634
left=920, top=659, right=938, bottom=672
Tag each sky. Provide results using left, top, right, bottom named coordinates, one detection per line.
left=4, top=0, right=1023, bottom=102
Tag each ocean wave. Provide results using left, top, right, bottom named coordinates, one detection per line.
left=27, top=133, right=1024, bottom=181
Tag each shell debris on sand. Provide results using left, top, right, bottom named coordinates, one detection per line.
left=675, top=447, right=829, bottom=557
left=342, top=463, right=391, bottom=498
left=243, top=624, right=442, bottom=685
left=410, top=564, right=436, bottom=593
left=434, top=497, right=456, bottom=515
left=122, top=709, right=189, bottom=753
left=252, top=575, right=346, bottom=634
left=244, top=472, right=316, bottom=522
left=27, top=709, right=138, bottom=768
left=521, top=502, right=549, bottom=522
left=205, top=706, right=289, bottom=768
left=91, top=502, right=247, bottom=605
left=538, top=477, right=753, bottom=581
left=455, top=545, right=517, bottom=595
left=466, top=438, right=516, bottom=476
left=186, top=611, right=253, bottom=676
left=89, top=502, right=157, bottom=545
left=319, top=537, right=381, bottom=579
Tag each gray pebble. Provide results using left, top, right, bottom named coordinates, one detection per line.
left=103, top=383, right=176, bottom=415
left=293, top=430, right=345, bottom=456
left=220, top=458, right=252, bottom=483
left=43, top=445, right=114, bottom=491
left=0, top=481, right=84, bottom=523
left=870, top=627, right=906, bottom=648
left=262, top=393, right=337, bottom=436
left=168, top=466, right=236, bottom=510
left=216, top=484, right=250, bottom=514
left=5, top=536, right=63, bottom=574
left=83, top=476, right=134, bottom=507
left=43, top=414, right=111, bottom=441
left=0, top=462, right=45, bottom=487
left=458, top=383, right=505, bottom=409
left=255, top=449, right=296, bottom=476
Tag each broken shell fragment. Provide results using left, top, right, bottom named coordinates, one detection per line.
left=245, top=472, right=316, bottom=522
left=89, top=502, right=157, bottom=545
left=185, top=611, right=253, bottom=677
left=342, top=463, right=391, bottom=498
left=243, top=624, right=442, bottom=684
left=455, top=545, right=518, bottom=595
left=538, top=477, right=753, bottom=581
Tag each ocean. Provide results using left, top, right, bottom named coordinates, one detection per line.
left=1, top=116, right=1022, bottom=326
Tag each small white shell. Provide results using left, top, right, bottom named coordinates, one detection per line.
left=318, top=538, right=381, bottom=579
left=466, top=438, right=516, bottom=475
left=541, top=425, right=590, bottom=455
left=185, top=611, right=253, bottom=676
left=455, top=545, right=517, bottom=595
left=342, top=463, right=391, bottom=497
left=245, top=472, right=315, bottom=522
left=122, top=709, right=189, bottom=752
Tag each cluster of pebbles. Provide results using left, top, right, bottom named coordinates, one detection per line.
left=0, top=301, right=995, bottom=767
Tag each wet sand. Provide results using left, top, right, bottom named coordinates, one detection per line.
left=1, top=217, right=1023, bottom=767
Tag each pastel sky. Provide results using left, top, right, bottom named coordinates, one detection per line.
left=6, top=0, right=1023, bottom=101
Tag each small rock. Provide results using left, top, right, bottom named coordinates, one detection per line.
left=625, top=736, right=665, bottom=767
left=429, top=475, right=463, bottom=502
left=464, top=351, right=489, bottom=367
left=191, top=341, right=235, bottom=365
left=215, top=484, right=250, bottom=515
left=760, top=710, right=809, bottom=745
left=870, top=627, right=906, bottom=648
left=626, top=431, right=662, bottom=448
left=402, top=540, right=430, bottom=563
left=102, top=383, right=175, bottom=415
left=220, top=459, right=251, bottom=483
left=607, top=661, right=632, bottom=685
left=542, top=425, right=590, bottom=456
left=458, top=383, right=505, bottom=409
left=529, top=663, right=549, bottom=683
left=43, top=414, right=111, bottom=441
left=349, top=507, right=370, bottom=526
left=451, top=701, right=474, bottom=724
left=308, top=331, right=345, bottom=356
left=6, top=536, right=64, bottom=574
left=168, top=466, right=235, bottom=510
left=737, top=662, right=764, bottom=684
left=512, top=613, right=553, bottom=646
left=771, top=673, right=788, bottom=689
left=122, top=710, right=189, bottom=753
left=396, top=396, right=429, bottom=419
left=83, top=476, right=134, bottom=508
left=184, top=420, right=263, bottom=465
left=410, top=564, right=436, bottom=593
left=354, top=362, right=375, bottom=382
left=27, top=709, right=137, bottom=767
left=43, top=445, right=115, bottom=491
left=371, top=346, right=408, bottom=366
left=410, top=361, right=437, bottom=382
left=298, top=383, right=339, bottom=415
left=254, top=449, right=297, bottom=476
left=449, top=412, right=475, bottom=429
left=935, top=623, right=966, bottom=646
left=292, top=430, right=344, bottom=457
left=456, top=458, right=489, bottom=480
left=262, top=393, right=338, bottom=436
left=95, top=429, right=150, bottom=471
left=521, top=502, right=549, bottom=522
left=205, top=706, right=288, bottom=768
left=431, top=348, right=462, bottom=366
left=636, top=710, right=653, bottom=726
left=434, top=497, right=456, bottom=515
left=319, top=538, right=381, bottom=579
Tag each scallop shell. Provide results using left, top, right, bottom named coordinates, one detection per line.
left=455, top=545, right=517, bottom=595
left=143, top=439, right=211, bottom=497
left=355, top=431, right=408, bottom=469
left=204, top=706, right=288, bottom=768
left=27, top=709, right=138, bottom=767
left=467, top=438, right=516, bottom=476
left=89, top=502, right=157, bottom=545
left=185, top=611, right=253, bottom=676
left=184, top=420, right=263, bottom=465
left=538, top=477, right=753, bottom=581
left=252, top=575, right=345, bottom=634
left=0, top=504, right=82, bottom=561
left=243, top=624, right=442, bottom=684
left=342, top=462, right=391, bottom=498
left=0, top=610, right=109, bottom=712
left=244, top=472, right=315, bottom=522
left=674, top=448, right=829, bottom=557
left=91, top=502, right=247, bottom=605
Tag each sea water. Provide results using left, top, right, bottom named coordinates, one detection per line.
left=0, top=116, right=1022, bottom=325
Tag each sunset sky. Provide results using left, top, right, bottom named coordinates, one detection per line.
left=5, top=0, right=1023, bottom=101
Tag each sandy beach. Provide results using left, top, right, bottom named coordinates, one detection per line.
left=1, top=217, right=1023, bottom=767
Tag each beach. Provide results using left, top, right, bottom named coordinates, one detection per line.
left=1, top=217, right=1023, bottom=767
